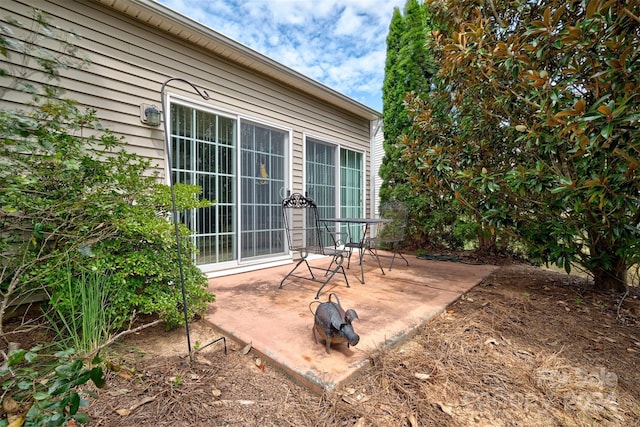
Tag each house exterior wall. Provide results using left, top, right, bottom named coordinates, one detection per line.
left=0, top=0, right=378, bottom=274
left=371, top=120, right=384, bottom=217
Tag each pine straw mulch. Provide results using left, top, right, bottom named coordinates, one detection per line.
left=86, top=264, right=640, bottom=426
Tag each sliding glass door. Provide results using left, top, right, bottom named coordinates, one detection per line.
left=170, top=102, right=289, bottom=266
left=306, top=138, right=364, bottom=241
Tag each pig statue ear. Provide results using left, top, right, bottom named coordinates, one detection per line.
left=345, top=309, right=358, bottom=322
left=329, top=309, right=344, bottom=330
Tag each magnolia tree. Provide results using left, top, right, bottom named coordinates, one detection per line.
left=404, top=0, right=639, bottom=291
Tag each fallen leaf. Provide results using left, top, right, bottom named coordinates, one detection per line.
left=379, top=403, right=392, bottom=414
left=107, top=389, right=131, bottom=397
left=129, top=395, right=157, bottom=411
left=438, top=402, right=454, bottom=416
left=195, top=354, right=212, bottom=366
left=7, top=415, right=24, bottom=427
left=241, top=342, right=252, bottom=355
left=344, top=387, right=356, bottom=395
left=408, top=413, right=418, bottom=427
left=118, top=370, right=133, bottom=379
left=210, top=399, right=257, bottom=406
left=115, top=408, right=131, bottom=416
left=342, top=395, right=357, bottom=405
left=211, top=387, right=222, bottom=398
left=484, top=338, right=498, bottom=346
left=414, top=373, right=430, bottom=380
left=354, top=417, right=366, bottom=427
left=2, top=396, right=19, bottom=413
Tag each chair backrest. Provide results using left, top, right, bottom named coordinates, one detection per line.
left=282, top=193, right=323, bottom=254
left=377, top=201, right=408, bottom=244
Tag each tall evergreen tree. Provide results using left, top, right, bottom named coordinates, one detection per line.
left=380, top=0, right=435, bottom=243
left=380, top=1, right=433, bottom=201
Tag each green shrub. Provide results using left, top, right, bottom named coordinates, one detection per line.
left=1, top=94, right=214, bottom=332
left=0, top=347, right=105, bottom=427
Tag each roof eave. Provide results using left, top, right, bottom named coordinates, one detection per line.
left=91, top=0, right=381, bottom=120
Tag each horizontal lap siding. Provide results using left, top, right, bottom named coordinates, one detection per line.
left=1, top=0, right=372, bottom=213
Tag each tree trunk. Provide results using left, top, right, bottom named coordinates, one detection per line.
left=476, top=218, right=497, bottom=253
left=591, top=256, right=627, bottom=293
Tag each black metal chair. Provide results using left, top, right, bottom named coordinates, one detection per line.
left=367, top=201, right=410, bottom=270
left=279, top=193, right=351, bottom=299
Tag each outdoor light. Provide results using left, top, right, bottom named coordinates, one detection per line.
left=140, top=103, right=161, bottom=126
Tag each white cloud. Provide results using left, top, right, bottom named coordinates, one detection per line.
left=156, top=0, right=406, bottom=111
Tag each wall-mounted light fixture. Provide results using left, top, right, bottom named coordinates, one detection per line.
left=140, top=103, right=161, bottom=126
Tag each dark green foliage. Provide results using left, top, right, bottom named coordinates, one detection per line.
left=404, top=0, right=640, bottom=291
left=0, top=96, right=214, bottom=330
left=1, top=347, right=105, bottom=426
left=381, top=0, right=442, bottom=247
left=0, top=8, right=213, bottom=426
left=381, top=0, right=433, bottom=202
left=1, top=9, right=214, bottom=334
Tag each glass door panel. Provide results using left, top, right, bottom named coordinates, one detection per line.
left=240, top=122, right=287, bottom=260
left=170, top=103, right=237, bottom=265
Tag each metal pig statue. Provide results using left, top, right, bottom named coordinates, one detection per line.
left=311, top=293, right=359, bottom=354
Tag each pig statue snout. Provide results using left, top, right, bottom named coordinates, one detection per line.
left=311, top=293, right=360, bottom=354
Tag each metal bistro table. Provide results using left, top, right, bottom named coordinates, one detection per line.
left=321, top=217, right=390, bottom=284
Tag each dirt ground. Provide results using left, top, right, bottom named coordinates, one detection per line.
left=80, top=262, right=640, bottom=427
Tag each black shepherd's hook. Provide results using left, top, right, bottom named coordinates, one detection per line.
left=159, top=78, right=211, bottom=362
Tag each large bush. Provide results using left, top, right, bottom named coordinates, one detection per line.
left=1, top=10, right=214, bottom=336
left=0, top=94, right=214, bottom=331
left=403, top=0, right=639, bottom=291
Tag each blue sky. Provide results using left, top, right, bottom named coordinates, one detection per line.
left=155, top=0, right=406, bottom=112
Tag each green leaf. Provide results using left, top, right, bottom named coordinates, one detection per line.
left=73, top=413, right=91, bottom=424
left=54, top=359, right=83, bottom=378
left=550, top=186, right=567, bottom=194
left=89, top=366, right=106, bottom=388
left=54, top=348, right=76, bottom=358
left=48, top=378, right=70, bottom=396
left=33, top=391, right=51, bottom=401
left=48, top=413, right=65, bottom=426
left=18, top=380, right=33, bottom=390
left=8, top=349, right=26, bottom=366
left=69, top=392, right=81, bottom=415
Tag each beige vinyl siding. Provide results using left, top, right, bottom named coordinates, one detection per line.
left=372, top=123, right=384, bottom=216
left=1, top=0, right=374, bottom=214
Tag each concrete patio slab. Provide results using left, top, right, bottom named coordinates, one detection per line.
left=204, top=252, right=496, bottom=394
